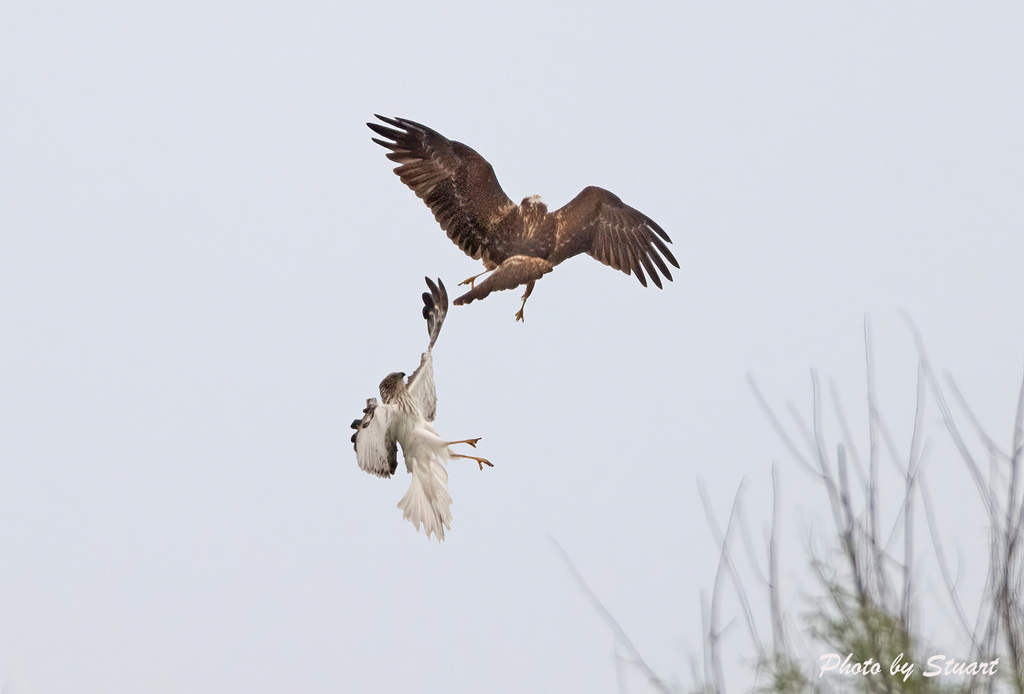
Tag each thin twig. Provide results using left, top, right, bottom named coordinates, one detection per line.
left=748, top=373, right=818, bottom=477
left=768, top=463, right=788, bottom=656
left=549, top=536, right=672, bottom=694
left=698, top=478, right=765, bottom=663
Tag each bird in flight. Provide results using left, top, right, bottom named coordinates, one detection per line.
left=350, top=277, right=492, bottom=541
left=368, top=115, right=680, bottom=321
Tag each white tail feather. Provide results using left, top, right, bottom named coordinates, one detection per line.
left=397, top=451, right=452, bottom=541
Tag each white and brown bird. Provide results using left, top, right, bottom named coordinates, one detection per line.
left=350, top=277, right=491, bottom=541
left=368, top=115, right=680, bottom=321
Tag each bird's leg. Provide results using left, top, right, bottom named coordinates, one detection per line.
left=458, top=270, right=488, bottom=289
left=514, top=281, right=536, bottom=323
left=446, top=438, right=492, bottom=470
left=446, top=437, right=481, bottom=447
left=450, top=452, right=493, bottom=471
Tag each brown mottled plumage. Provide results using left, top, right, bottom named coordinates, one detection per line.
left=368, top=115, right=680, bottom=321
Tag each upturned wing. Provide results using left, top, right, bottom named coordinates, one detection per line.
left=551, top=186, right=679, bottom=288
left=350, top=398, right=398, bottom=478
left=407, top=277, right=447, bottom=422
left=368, top=115, right=517, bottom=261
left=421, top=276, right=447, bottom=351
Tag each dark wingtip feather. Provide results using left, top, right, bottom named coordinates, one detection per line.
left=370, top=115, right=430, bottom=139
left=422, top=277, right=448, bottom=349
left=394, top=116, right=430, bottom=133
left=373, top=114, right=404, bottom=128
left=648, top=233, right=680, bottom=271
left=368, top=122, right=403, bottom=141
left=634, top=262, right=648, bottom=287
left=422, top=276, right=438, bottom=320
left=436, top=278, right=448, bottom=309
left=370, top=136, right=399, bottom=152
left=662, top=244, right=680, bottom=269
left=640, top=252, right=663, bottom=289
left=646, top=216, right=672, bottom=243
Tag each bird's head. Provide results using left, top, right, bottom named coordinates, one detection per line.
left=378, top=371, right=406, bottom=402
left=520, top=194, right=547, bottom=212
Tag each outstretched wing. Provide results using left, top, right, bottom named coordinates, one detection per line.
left=551, top=186, right=679, bottom=288
left=407, top=277, right=447, bottom=422
left=368, top=115, right=517, bottom=262
left=350, top=398, right=398, bottom=478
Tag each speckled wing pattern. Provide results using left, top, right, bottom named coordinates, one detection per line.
left=554, top=186, right=679, bottom=289
left=350, top=398, right=397, bottom=478
left=367, top=115, right=516, bottom=263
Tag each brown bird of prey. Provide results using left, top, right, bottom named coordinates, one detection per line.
left=350, top=277, right=492, bottom=541
left=368, top=115, right=680, bottom=321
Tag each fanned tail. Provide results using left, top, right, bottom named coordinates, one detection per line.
left=397, top=451, right=453, bottom=542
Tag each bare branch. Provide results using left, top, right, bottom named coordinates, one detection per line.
left=769, top=463, right=788, bottom=656
left=698, top=478, right=764, bottom=663
left=904, top=316, right=994, bottom=517
left=748, top=373, right=818, bottom=477
left=549, top=537, right=672, bottom=694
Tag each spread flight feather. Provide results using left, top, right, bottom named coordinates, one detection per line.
left=368, top=115, right=680, bottom=321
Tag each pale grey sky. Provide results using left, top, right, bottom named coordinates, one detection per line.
left=1, top=2, right=1022, bottom=692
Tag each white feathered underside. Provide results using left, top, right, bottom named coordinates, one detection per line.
left=352, top=277, right=469, bottom=541
left=353, top=399, right=397, bottom=478
left=396, top=424, right=453, bottom=541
